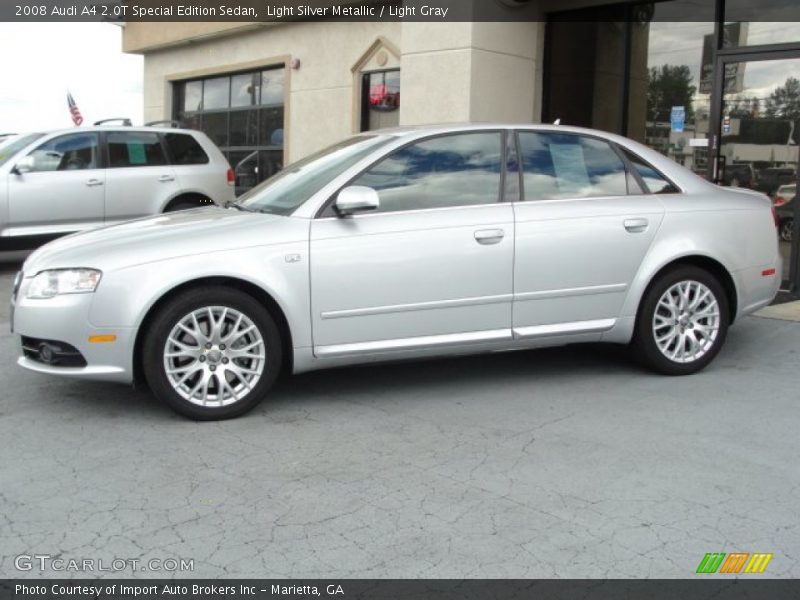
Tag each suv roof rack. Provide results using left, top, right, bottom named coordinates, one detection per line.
left=94, top=118, right=132, bottom=126
left=144, top=120, right=182, bottom=128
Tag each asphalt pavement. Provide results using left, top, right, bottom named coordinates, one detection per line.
left=1, top=260, right=798, bottom=579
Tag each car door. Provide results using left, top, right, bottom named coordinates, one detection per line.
left=511, top=130, right=665, bottom=338
left=309, top=131, right=514, bottom=358
left=6, top=132, right=105, bottom=237
left=103, top=131, right=180, bottom=223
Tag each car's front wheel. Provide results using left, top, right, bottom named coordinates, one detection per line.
left=632, top=266, right=729, bottom=375
left=142, top=287, right=282, bottom=420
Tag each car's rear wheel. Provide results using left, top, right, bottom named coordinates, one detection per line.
left=142, top=287, right=282, bottom=420
left=632, top=266, right=729, bottom=375
left=780, top=218, right=793, bottom=242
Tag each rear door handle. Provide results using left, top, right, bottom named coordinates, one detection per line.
left=624, top=218, right=649, bottom=233
left=158, top=174, right=176, bottom=182
left=85, top=178, right=103, bottom=187
left=474, top=228, right=505, bottom=245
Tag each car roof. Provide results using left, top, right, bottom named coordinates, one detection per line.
left=22, top=126, right=199, bottom=136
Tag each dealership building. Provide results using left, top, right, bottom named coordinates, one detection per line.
left=122, top=0, right=800, bottom=284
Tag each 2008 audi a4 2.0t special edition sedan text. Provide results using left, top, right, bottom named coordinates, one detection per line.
left=11, top=124, right=781, bottom=420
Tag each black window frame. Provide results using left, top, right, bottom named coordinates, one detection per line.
left=316, top=129, right=510, bottom=218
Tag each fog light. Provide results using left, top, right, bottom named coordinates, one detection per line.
left=38, top=343, right=55, bottom=364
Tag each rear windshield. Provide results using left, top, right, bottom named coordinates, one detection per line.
left=0, top=133, right=45, bottom=168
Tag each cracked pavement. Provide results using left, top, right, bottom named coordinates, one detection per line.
left=0, top=262, right=798, bottom=579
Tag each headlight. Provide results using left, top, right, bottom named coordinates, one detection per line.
left=26, top=269, right=102, bottom=299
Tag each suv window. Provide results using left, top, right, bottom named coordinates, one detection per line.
left=622, top=149, right=679, bottom=194
left=349, top=132, right=503, bottom=214
left=164, top=133, right=209, bottom=165
left=27, top=133, right=99, bottom=172
left=518, top=131, right=630, bottom=200
left=107, top=132, right=167, bottom=168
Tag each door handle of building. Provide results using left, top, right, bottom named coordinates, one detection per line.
left=85, top=178, right=103, bottom=187
left=474, top=229, right=505, bottom=245
left=158, top=175, right=175, bottom=182
left=624, top=218, right=649, bottom=233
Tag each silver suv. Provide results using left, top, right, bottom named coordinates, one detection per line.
left=0, top=125, right=234, bottom=251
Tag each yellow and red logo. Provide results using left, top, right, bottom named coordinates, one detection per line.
left=696, top=552, right=773, bottom=574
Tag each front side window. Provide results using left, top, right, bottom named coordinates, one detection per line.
left=518, top=132, right=631, bottom=200
left=350, top=132, right=503, bottom=214
left=107, top=132, right=167, bottom=168
left=27, top=133, right=99, bottom=172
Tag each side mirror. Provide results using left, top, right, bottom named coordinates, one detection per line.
left=12, top=155, right=34, bottom=175
left=335, top=186, right=380, bottom=216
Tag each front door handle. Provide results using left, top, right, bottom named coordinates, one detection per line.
left=85, top=178, right=103, bottom=187
left=158, top=174, right=176, bottom=182
left=474, top=228, right=505, bottom=245
left=624, top=218, right=649, bottom=233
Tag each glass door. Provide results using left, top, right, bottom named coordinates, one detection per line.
left=714, top=53, right=800, bottom=288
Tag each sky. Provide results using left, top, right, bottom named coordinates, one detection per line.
left=0, top=23, right=143, bottom=133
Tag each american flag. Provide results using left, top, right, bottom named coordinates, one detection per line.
left=67, top=92, right=83, bottom=126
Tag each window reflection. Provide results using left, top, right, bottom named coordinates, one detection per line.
left=352, top=133, right=502, bottom=212
left=174, top=66, right=285, bottom=195
left=518, top=132, right=629, bottom=200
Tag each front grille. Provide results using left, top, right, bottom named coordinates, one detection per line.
left=21, top=336, right=87, bottom=368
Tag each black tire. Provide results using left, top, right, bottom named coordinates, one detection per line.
left=164, top=199, right=208, bottom=212
left=142, top=286, right=282, bottom=420
left=631, top=266, right=729, bottom=376
left=780, top=218, right=793, bottom=242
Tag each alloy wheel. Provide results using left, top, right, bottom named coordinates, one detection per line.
left=163, top=306, right=266, bottom=407
left=652, top=280, right=720, bottom=364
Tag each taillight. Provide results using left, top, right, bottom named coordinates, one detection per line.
left=771, top=205, right=780, bottom=228
left=226, top=168, right=235, bottom=185
left=774, top=195, right=787, bottom=206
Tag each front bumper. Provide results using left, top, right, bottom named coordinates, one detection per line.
left=12, top=277, right=134, bottom=384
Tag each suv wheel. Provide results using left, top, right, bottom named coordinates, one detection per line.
left=780, top=218, right=793, bottom=242
left=632, top=266, right=729, bottom=375
left=142, top=287, right=282, bottom=420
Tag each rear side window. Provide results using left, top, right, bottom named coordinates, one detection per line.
left=107, top=132, right=167, bottom=168
left=623, top=149, right=679, bottom=194
left=350, top=132, right=503, bottom=214
left=164, top=133, right=209, bottom=165
left=518, top=131, right=630, bottom=200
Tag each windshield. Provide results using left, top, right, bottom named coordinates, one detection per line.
left=235, top=134, right=394, bottom=215
left=0, top=133, right=45, bottom=168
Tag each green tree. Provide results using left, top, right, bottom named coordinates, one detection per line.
left=647, top=64, right=697, bottom=123
left=764, top=77, right=800, bottom=121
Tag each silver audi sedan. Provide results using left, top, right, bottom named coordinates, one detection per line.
left=11, top=124, right=781, bottom=419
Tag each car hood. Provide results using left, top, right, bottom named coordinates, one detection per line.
left=23, top=207, right=308, bottom=274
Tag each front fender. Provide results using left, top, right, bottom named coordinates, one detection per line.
left=87, top=243, right=311, bottom=371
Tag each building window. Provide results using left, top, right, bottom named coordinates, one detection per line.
left=360, top=69, right=400, bottom=132
left=173, top=66, right=285, bottom=195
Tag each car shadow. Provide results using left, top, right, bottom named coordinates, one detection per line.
left=18, top=343, right=638, bottom=422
